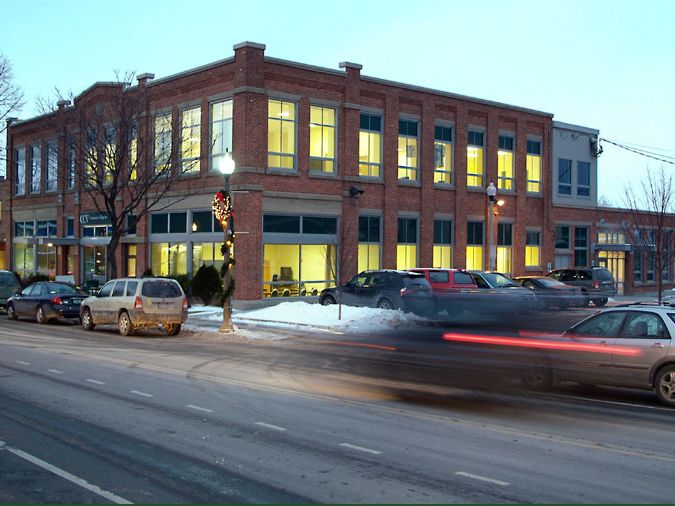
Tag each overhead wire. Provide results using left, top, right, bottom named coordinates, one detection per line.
left=599, top=138, right=675, bottom=165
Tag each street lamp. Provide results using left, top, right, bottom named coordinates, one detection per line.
left=215, top=148, right=236, bottom=333
left=486, top=181, right=497, bottom=271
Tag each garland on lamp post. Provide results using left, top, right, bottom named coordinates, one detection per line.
left=212, top=189, right=236, bottom=311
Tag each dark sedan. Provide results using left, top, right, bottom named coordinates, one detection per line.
left=514, top=276, right=585, bottom=309
left=7, top=281, right=88, bottom=323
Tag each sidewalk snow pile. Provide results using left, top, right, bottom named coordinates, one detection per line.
left=234, top=301, right=426, bottom=332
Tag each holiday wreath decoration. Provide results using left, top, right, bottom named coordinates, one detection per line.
left=211, top=190, right=232, bottom=227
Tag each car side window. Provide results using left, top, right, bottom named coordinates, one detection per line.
left=112, top=281, right=126, bottom=297
left=573, top=311, right=626, bottom=337
left=472, top=275, right=490, bottom=289
left=98, top=282, right=115, bottom=298
left=33, top=285, right=45, bottom=297
left=454, top=272, right=473, bottom=285
left=126, top=281, right=138, bottom=296
left=621, top=312, right=670, bottom=339
left=369, top=274, right=388, bottom=287
left=523, top=280, right=535, bottom=289
left=576, top=270, right=592, bottom=281
left=429, top=271, right=449, bottom=283
left=549, top=271, right=560, bottom=280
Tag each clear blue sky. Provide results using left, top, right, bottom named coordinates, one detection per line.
left=2, top=0, right=674, bottom=204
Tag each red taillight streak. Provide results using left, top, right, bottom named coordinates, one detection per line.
left=134, top=296, right=143, bottom=309
left=51, top=296, right=62, bottom=305
left=442, top=332, right=640, bottom=356
left=182, top=297, right=189, bottom=309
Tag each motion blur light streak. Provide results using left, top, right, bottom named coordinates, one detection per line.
left=320, top=340, right=397, bottom=352
left=442, top=333, right=641, bottom=356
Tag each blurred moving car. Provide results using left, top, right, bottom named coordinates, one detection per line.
left=0, top=270, right=21, bottom=309
left=466, top=270, right=538, bottom=313
left=6, top=281, right=87, bottom=323
left=520, top=303, right=675, bottom=407
left=514, top=276, right=585, bottom=309
left=80, top=277, right=188, bottom=336
left=319, top=270, right=433, bottom=315
left=546, top=267, right=616, bottom=307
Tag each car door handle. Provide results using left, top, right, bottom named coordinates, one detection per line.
left=652, top=343, right=664, bottom=349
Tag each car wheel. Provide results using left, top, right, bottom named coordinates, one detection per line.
left=36, top=305, right=47, bottom=324
left=654, top=365, right=675, bottom=407
left=81, top=308, right=95, bottom=331
left=165, top=323, right=182, bottom=336
left=118, top=311, right=134, bottom=336
left=6, top=303, right=17, bottom=320
left=377, top=298, right=394, bottom=310
left=320, top=295, right=336, bottom=306
left=520, top=355, right=553, bottom=390
left=593, top=298, right=608, bottom=307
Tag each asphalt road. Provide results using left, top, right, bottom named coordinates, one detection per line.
left=1, top=311, right=674, bottom=503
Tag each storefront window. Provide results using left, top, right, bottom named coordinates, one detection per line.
left=36, top=244, right=56, bottom=277
left=151, top=243, right=187, bottom=276
left=126, top=244, right=137, bottom=277
left=262, top=243, right=335, bottom=297
left=13, top=244, right=34, bottom=280
left=192, top=242, right=225, bottom=274
left=358, top=216, right=381, bottom=272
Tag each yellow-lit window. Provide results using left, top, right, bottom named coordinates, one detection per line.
left=268, top=99, right=296, bottom=170
left=359, top=113, right=381, bottom=177
left=498, top=135, right=514, bottom=190
left=130, top=124, right=138, bottom=181
left=309, top=106, right=335, bottom=173
left=263, top=244, right=299, bottom=297
left=433, top=246, right=452, bottom=269
left=527, top=140, right=542, bottom=193
left=300, top=244, right=336, bottom=295
left=126, top=244, right=137, bottom=277
left=358, top=244, right=381, bottom=272
left=180, top=107, right=201, bottom=173
left=398, top=119, right=418, bottom=180
left=434, top=125, right=452, bottom=184
left=358, top=216, right=381, bottom=272
left=526, top=231, right=541, bottom=267
left=466, top=246, right=484, bottom=270
left=467, top=221, right=483, bottom=270
left=151, top=242, right=187, bottom=276
left=497, top=247, right=513, bottom=274
left=467, top=131, right=484, bottom=187
left=397, top=217, right=417, bottom=269
left=154, top=113, right=172, bottom=172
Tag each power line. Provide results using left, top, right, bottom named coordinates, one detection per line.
left=600, top=138, right=675, bottom=165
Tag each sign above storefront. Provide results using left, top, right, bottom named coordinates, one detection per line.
left=79, top=212, right=111, bottom=226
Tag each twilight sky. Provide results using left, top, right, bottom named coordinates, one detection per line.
left=2, top=0, right=674, bottom=204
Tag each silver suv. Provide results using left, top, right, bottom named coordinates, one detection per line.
left=80, top=278, right=188, bottom=336
left=524, top=303, right=675, bottom=406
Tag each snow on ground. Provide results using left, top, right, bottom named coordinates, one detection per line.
left=190, top=301, right=427, bottom=333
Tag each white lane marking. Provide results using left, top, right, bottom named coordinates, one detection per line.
left=551, top=393, right=674, bottom=412
left=130, top=390, right=153, bottom=398
left=86, top=379, right=105, bottom=385
left=0, top=439, right=132, bottom=504
left=254, top=422, right=287, bottom=432
left=48, top=369, right=64, bottom=375
left=339, top=443, right=382, bottom=455
left=455, top=471, right=510, bottom=486
left=15, top=360, right=31, bottom=365
left=186, top=404, right=213, bottom=413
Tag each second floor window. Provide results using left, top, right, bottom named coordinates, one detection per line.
left=359, top=113, right=381, bottom=177
left=30, top=144, right=41, bottom=193
left=558, top=158, right=572, bottom=195
left=577, top=161, right=590, bottom=197
left=14, top=147, right=25, bottom=196
left=180, top=107, right=201, bottom=173
left=497, top=135, right=514, bottom=190
left=154, top=113, right=172, bottom=171
left=467, top=131, right=484, bottom=187
left=434, top=126, right=452, bottom=184
left=46, top=140, right=57, bottom=192
left=211, top=100, right=233, bottom=172
left=309, top=106, right=336, bottom=173
left=268, top=99, right=296, bottom=170
left=526, top=139, right=542, bottom=193
left=398, top=119, right=418, bottom=181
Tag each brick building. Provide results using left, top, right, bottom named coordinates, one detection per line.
left=3, top=42, right=674, bottom=298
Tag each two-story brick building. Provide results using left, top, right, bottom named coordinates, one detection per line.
left=3, top=42, right=674, bottom=298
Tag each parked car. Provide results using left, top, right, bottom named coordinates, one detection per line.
left=466, top=270, right=538, bottom=313
left=319, top=270, right=433, bottom=316
left=409, top=268, right=482, bottom=316
left=0, top=270, right=21, bottom=309
left=6, top=281, right=87, bottom=323
left=514, top=275, right=585, bottom=309
left=80, top=277, right=188, bottom=336
left=546, top=267, right=616, bottom=307
left=520, top=303, right=675, bottom=407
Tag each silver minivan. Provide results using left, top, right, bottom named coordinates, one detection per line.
left=80, top=278, right=188, bottom=336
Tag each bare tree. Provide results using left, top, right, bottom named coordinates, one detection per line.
left=0, top=54, right=25, bottom=173
left=40, top=72, right=199, bottom=279
left=597, top=194, right=615, bottom=207
left=623, top=167, right=675, bottom=302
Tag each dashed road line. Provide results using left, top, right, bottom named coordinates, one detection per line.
left=85, top=379, right=105, bottom=385
left=455, top=471, right=509, bottom=486
left=339, top=443, right=382, bottom=455
left=48, top=369, right=64, bottom=375
left=15, top=360, right=30, bottom=365
left=0, top=439, right=132, bottom=504
left=186, top=404, right=213, bottom=413
left=130, top=390, right=153, bottom=398
left=254, top=422, right=287, bottom=432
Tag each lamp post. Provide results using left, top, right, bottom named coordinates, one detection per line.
left=216, top=149, right=235, bottom=333
left=486, top=181, right=497, bottom=271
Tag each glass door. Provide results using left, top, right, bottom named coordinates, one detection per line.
left=82, top=245, right=107, bottom=287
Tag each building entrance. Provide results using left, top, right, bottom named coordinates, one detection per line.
left=82, top=245, right=106, bottom=288
left=597, top=250, right=626, bottom=295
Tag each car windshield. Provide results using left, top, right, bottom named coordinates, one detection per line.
left=141, top=280, right=182, bottom=298
left=46, top=283, right=80, bottom=295
left=538, top=278, right=567, bottom=288
left=483, top=273, right=519, bottom=288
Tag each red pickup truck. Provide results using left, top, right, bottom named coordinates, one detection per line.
left=409, top=268, right=482, bottom=316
